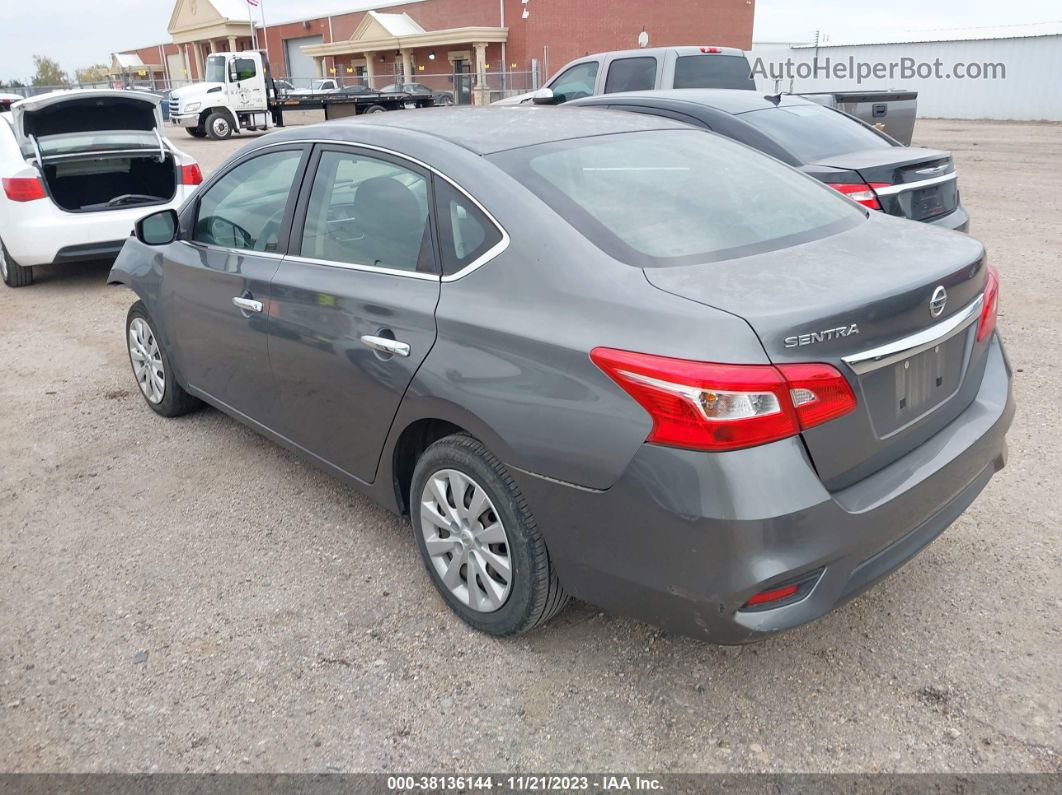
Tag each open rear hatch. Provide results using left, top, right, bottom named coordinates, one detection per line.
left=12, top=90, right=176, bottom=212
left=813, top=147, right=959, bottom=222
left=644, top=215, right=993, bottom=490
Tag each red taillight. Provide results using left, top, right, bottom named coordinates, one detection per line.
left=180, top=163, right=204, bottom=185
left=699, top=46, right=723, bottom=54
left=590, top=348, right=856, bottom=452
left=977, top=266, right=1000, bottom=342
left=826, top=182, right=890, bottom=210
left=745, top=583, right=799, bottom=607
left=2, top=176, right=46, bottom=202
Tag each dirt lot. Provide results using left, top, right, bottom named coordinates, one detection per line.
left=1, top=116, right=1059, bottom=774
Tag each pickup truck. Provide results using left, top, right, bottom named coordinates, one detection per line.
left=169, top=51, right=434, bottom=140
left=496, top=46, right=918, bottom=145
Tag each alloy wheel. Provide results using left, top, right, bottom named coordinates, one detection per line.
left=128, top=317, right=166, bottom=404
left=420, top=468, right=512, bottom=612
left=212, top=117, right=230, bottom=137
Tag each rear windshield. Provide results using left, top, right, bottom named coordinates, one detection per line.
left=673, top=55, right=755, bottom=89
left=740, top=104, right=895, bottom=162
left=491, top=130, right=864, bottom=267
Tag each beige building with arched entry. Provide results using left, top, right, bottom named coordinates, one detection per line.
left=167, top=0, right=258, bottom=82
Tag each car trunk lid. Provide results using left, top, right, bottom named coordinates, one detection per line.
left=13, top=90, right=165, bottom=162
left=643, top=214, right=991, bottom=489
left=813, top=147, right=959, bottom=222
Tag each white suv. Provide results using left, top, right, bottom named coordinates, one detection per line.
left=0, top=90, right=202, bottom=287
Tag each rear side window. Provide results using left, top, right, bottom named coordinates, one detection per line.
left=491, top=130, right=863, bottom=268
left=604, top=57, right=658, bottom=93
left=740, top=104, right=894, bottom=162
left=193, top=149, right=302, bottom=252
left=549, top=61, right=599, bottom=103
left=673, top=55, right=754, bottom=89
left=300, top=149, right=432, bottom=273
left=434, top=180, right=503, bottom=276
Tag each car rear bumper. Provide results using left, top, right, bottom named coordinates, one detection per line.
left=926, top=204, right=969, bottom=233
left=2, top=187, right=195, bottom=267
left=512, top=334, right=1013, bottom=643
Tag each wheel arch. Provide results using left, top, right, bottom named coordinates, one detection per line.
left=200, top=107, right=238, bottom=129
left=385, top=400, right=520, bottom=517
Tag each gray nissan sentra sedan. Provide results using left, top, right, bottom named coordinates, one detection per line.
left=111, top=108, right=1013, bottom=643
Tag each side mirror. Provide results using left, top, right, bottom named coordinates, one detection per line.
left=136, top=209, right=179, bottom=246
left=229, top=69, right=239, bottom=84
left=531, top=87, right=557, bottom=105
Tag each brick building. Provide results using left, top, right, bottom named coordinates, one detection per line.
left=116, top=0, right=755, bottom=100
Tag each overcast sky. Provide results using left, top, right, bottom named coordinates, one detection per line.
left=0, top=0, right=1057, bottom=81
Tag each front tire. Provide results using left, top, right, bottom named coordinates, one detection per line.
left=205, top=112, right=233, bottom=140
left=411, top=435, right=568, bottom=636
left=126, top=301, right=202, bottom=418
left=186, top=127, right=207, bottom=138
left=0, top=237, right=33, bottom=288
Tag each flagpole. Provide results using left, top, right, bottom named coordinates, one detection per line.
left=259, top=0, right=270, bottom=63
left=247, top=0, right=258, bottom=51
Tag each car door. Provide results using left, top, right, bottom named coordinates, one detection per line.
left=266, top=144, right=441, bottom=483
left=165, top=144, right=309, bottom=426
left=231, top=56, right=262, bottom=111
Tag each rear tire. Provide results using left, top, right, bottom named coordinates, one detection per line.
left=362, top=104, right=387, bottom=114
left=126, top=301, right=202, bottom=418
left=411, top=434, right=569, bottom=636
left=0, top=237, right=33, bottom=288
left=205, top=112, right=233, bottom=140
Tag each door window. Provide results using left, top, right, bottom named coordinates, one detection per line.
left=192, top=149, right=303, bottom=252
left=300, top=149, right=432, bottom=273
left=548, top=61, right=599, bottom=103
left=234, top=58, right=257, bottom=82
left=434, top=180, right=503, bottom=276
left=604, top=57, right=657, bottom=93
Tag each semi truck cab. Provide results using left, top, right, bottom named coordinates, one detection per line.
left=169, top=51, right=277, bottom=140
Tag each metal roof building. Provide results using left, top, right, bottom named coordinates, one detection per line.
left=751, top=23, right=1062, bottom=121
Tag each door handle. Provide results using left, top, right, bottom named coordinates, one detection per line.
left=360, top=335, right=410, bottom=357
left=232, top=296, right=263, bottom=313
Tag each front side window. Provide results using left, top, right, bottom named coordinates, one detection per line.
left=234, top=58, right=257, bottom=82
left=491, top=130, right=864, bottom=267
left=549, top=61, right=599, bottom=103
left=604, top=57, right=657, bottom=94
left=193, top=149, right=302, bottom=252
left=434, top=181, right=503, bottom=276
left=300, top=150, right=431, bottom=273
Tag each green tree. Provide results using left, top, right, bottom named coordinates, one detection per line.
left=75, top=64, right=110, bottom=84
left=32, top=55, right=68, bottom=87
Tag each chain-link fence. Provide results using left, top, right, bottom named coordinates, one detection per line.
left=1, top=70, right=538, bottom=106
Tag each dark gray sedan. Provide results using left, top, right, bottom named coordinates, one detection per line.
left=111, top=108, right=1012, bottom=643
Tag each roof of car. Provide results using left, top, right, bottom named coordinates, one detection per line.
left=575, top=89, right=817, bottom=115
left=305, top=106, right=693, bottom=155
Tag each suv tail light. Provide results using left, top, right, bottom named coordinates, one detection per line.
left=3, top=176, right=46, bottom=202
left=826, top=182, right=890, bottom=210
left=977, top=265, right=1000, bottom=342
left=590, top=348, right=856, bottom=452
left=700, top=47, right=723, bottom=54
left=180, top=163, right=204, bottom=185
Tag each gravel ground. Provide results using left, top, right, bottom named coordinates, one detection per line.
left=0, top=116, right=1059, bottom=774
